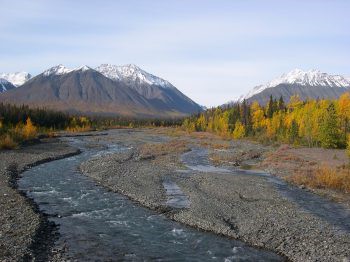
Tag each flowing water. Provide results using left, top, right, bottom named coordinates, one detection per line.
left=18, top=136, right=282, bottom=261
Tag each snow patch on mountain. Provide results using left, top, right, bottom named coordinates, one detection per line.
left=43, top=64, right=92, bottom=76
left=43, top=64, right=73, bottom=76
left=96, top=64, right=174, bottom=89
left=0, top=72, right=31, bottom=86
left=240, top=69, right=350, bottom=101
left=0, top=78, right=9, bottom=92
left=76, top=65, right=91, bottom=71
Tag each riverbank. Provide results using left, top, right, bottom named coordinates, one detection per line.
left=2, top=128, right=349, bottom=261
left=0, top=138, right=80, bottom=261
left=259, top=144, right=350, bottom=207
left=81, top=128, right=350, bottom=262
left=161, top=128, right=350, bottom=207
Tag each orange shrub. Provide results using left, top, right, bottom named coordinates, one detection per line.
left=66, top=125, right=92, bottom=133
left=22, top=117, right=37, bottom=139
left=289, top=166, right=350, bottom=193
left=0, top=134, right=18, bottom=149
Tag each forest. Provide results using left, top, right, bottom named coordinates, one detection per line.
left=183, top=93, right=350, bottom=150
left=0, top=103, right=182, bottom=149
left=3, top=92, right=350, bottom=151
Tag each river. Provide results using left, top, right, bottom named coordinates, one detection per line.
left=18, top=136, right=282, bottom=261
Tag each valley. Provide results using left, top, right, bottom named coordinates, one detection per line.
left=1, top=67, right=350, bottom=261
left=1, top=128, right=350, bottom=261
left=2, top=1, right=349, bottom=261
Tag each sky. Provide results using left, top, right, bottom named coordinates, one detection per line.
left=0, top=0, right=349, bottom=107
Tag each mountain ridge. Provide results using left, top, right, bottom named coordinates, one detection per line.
left=0, top=64, right=202, bottom=118
left=0, top=78, right=16, bottom=93
left=236, top=69, right=350, bottom=105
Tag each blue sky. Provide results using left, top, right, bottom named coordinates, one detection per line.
left=1, top=0, right=349, bottom=106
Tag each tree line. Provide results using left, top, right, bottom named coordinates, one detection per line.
left=183, top=94, right=350, bottom=149
left=0, top=103, right=182, bottom=148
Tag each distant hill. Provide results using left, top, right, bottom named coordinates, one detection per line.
left=0, top=64, right=202, bottom=118
left=237, top=69, right=350, bottom=105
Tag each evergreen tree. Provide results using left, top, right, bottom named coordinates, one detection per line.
left=278, top=96, right=285, bottom=111
left=267, top=95, right=274, bottom=118
left=287, top=120, right=299, bottom=144
left=319, top=103, right=341, bottom=148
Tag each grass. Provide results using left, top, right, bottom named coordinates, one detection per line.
left=199, top=141, right=230, bottom=150
left=139, top=139, right=189, bottom=159
left=289, top=166, right=350, bottom=193
left=0, top=134, right=18, bottom=149
left=65, top=125, right=93, bottom=133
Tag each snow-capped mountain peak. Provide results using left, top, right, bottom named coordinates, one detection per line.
left=43, top=64, right=73, bottom=76
left=76, top=65, right=91, bottom=71
left=0, top=72, right=31, bottom=86
left=95, top=64, right=174, bottom=89
left=268, top=68, right=350, bottom=88
left=43, top=64, right=93, bottom=76
left=241, top=69, right=350, bottom=101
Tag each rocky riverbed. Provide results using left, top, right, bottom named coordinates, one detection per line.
left=0, top=138, right=80, bottom=261
left=81, top=129, right=350, bottom=262
left=2, top=128, right=350, bottom=261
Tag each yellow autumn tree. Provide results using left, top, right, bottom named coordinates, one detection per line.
left=182, top=94, right=348, bottom=150
left=232, top=121, right=245, bottom=139
left=337, top=92, right=350, bottom=142
left=265, top=111, right=284, bottom=140
left=250, top=101, right=265, bottom=131
left=298, top=100, right=318, bottom=147
left=183, top=118, right=196, bottom=132
left=23, top=117, right=37, bottom=139
left=288, top=94, right=303, bottom=112
left=196, top=114, right=207, bottom=131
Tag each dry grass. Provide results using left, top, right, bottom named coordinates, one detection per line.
left=289, top=166, right=350, bottom=193
left=150, top=127, right=186, bottom=137
left=0, top=134, right=18, bottom=149
left=199, top=141, right=230, bottom=150
left=209, top=154, right=228, bottom=165
left=65, top=126, right=93, bottom=133
left=150, top=128, right=232, bottom=150
left=139, top=139, right=190, bottom=159
left=209, top=149, right=262, bottom=166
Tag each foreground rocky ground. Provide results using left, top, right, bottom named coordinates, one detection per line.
left=0, top=138, right=79, bottom=261
left=81, top=128, right=350, bottom=262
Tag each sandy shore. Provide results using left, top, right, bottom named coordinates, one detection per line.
left=81, top=129, right=350, bottom=262
left=0, top=138, right=80, bottom=261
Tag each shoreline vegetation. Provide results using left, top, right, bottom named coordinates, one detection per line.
left=0, top=103, right=182, bottom=149
left=182, top=94, right=350, bottom=194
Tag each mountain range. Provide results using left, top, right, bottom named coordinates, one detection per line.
left=0, top=72, right=32, bottom=87
left=2, top=66, right=349, bottom=116
left=0, top=64, right=202, bottom=118
left=238, top=69, right=350, bottom=104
